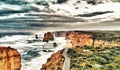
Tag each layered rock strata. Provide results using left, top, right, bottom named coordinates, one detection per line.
left=41, top=50, right=65, bottom=70
left=0, top=46, right=21, bottom=70
left=66, top=31, right=93, bottom=47
left=55, top=31, right=120, bottom=48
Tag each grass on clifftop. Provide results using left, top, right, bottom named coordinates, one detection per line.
left=67, top=46, right=120, bottom=70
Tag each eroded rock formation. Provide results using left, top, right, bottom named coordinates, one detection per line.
left=65, top=31, right=120, bottom=48
left=65, top=31, right=93, bottom=47
left=0, top=46, right=21, bottom=70
left=41, top=50, right=64, bottom=70
left=43, top=32, right=54, bottom=42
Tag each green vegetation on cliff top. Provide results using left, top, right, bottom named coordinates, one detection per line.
left=67, top=46, right=120, bottom=70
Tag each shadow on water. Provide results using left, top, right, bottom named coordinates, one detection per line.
left=22, top=50, right=40, bottom=61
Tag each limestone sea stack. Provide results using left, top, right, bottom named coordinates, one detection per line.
left=43, top=32, right=54, bottom=42
left=0, top=46, right=21, bottom=70
left=41, top=50, right=65, bottom=70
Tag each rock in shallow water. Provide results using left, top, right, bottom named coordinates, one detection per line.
left=43, top=32, right=54, bottom=42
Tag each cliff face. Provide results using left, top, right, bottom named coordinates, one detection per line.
left=65, top=31, right=93, bottom=47
left=66, top=31, right=120, bottom=48
left=54, top=31, right=93, bottom=47
left=41, top=50, right=64, bottom=70
left=55, top=31, right=119, bottom=48
left=0, top=46, right=21, bottom=70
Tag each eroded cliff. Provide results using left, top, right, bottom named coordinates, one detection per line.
left=41, top=50, right=65, bottom=70
left=55, top=31, right=120, bottom=48
left=0, top=46, right=21, bottom=70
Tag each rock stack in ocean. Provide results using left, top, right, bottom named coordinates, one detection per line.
left=0, top=46, right=21, bottom=70
left=43, top=32, right=54, bottom=42
left=41, top=50, right=65, bottom=70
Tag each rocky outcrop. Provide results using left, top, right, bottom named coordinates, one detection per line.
left=65, top=31, right=120, bottom=48
left=54, top=31, right=93, bottom=47
left=0, top=46, right=21, bottom=70
left=43, top=32, right=54, bottom=42
left=41, top=50, right=65, bottom=70
left=65, top=31, right=93, bottom=47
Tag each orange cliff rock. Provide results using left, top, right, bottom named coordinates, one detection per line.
left=65, top=31, right=119, bottom=48
left=55, top=31, right=120, bottom=48
left=0, top=46, right=21, bottom=70
left=41, top=50, right=65, bottom=70
left=43, top=32, right=54, bottom=42
left=54, top=31, right=93, bottom=47
left=66, top=32, right=93, bottom=47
